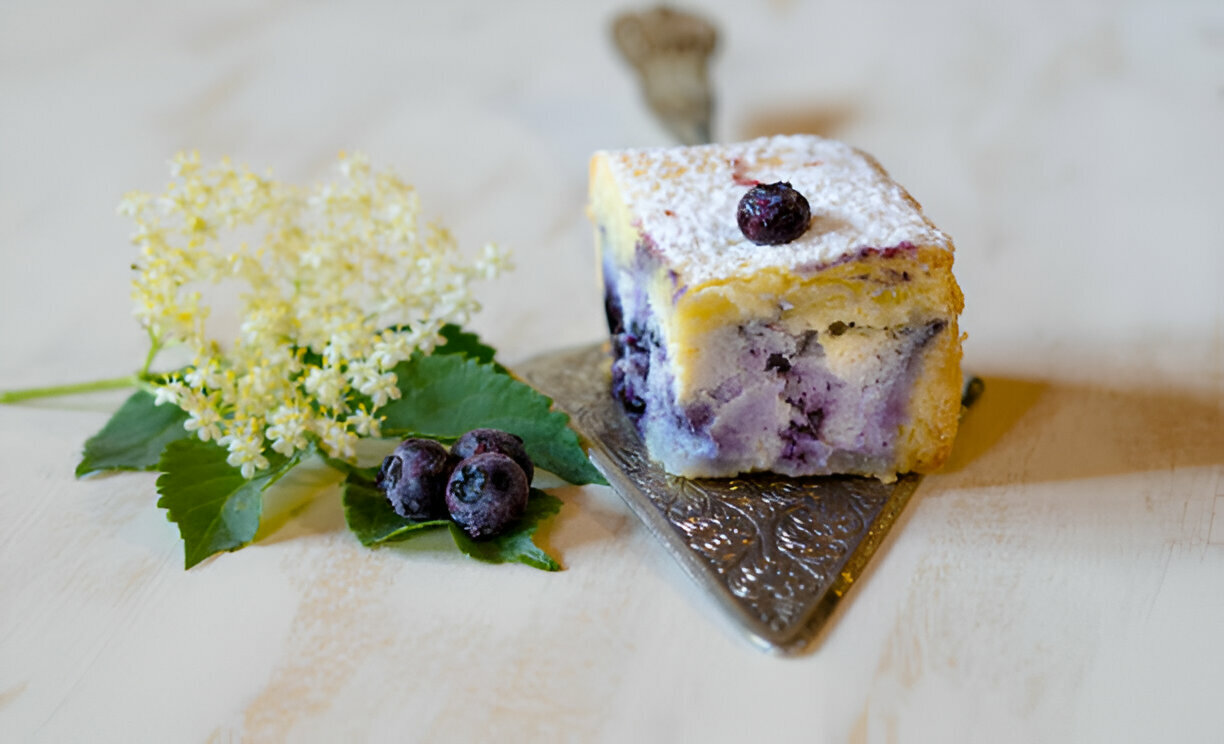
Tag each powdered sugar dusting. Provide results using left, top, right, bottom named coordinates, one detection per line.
left=597, top=134, right=951, bottom=286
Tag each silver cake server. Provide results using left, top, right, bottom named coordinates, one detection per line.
left=612, top=6, right=718, bottom=145
left=517, top=343, right=981, bottom=654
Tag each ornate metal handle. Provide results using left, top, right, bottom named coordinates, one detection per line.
left=612, top=6, right=718, bottom=145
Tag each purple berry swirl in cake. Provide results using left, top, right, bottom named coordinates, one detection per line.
left=588, top=134, right=964, bottom=481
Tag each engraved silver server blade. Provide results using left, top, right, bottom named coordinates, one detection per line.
left=517, top=343, right=975, bottom=654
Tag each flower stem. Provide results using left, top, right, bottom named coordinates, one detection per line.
left=141, top=329, right=162, bottom=378
left=0, top=375, right=141, bottom=404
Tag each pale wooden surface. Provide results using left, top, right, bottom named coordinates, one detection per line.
left=2, top=1, right=1222, bottom=742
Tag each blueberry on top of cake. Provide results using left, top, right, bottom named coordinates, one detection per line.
left=736, top=181, right=812, bottom=246
left=589, top=134, right=964, bottom=481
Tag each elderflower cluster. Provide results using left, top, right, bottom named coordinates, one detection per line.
left=120, top=151, right=512, bottom=477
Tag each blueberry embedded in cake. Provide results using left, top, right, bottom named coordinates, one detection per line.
left=588, top=134, right=964, bottom=481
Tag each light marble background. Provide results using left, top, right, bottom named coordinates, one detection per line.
left=2, top=1, right=1222, bottom=742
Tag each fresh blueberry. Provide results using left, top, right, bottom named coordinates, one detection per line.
left=736, top=182, right=811, bottom=245
left=375, top=438, right=455, bottom=520
left=450, top=428, right=534, bottom=485
left=445, top=452, right=530, bottom=539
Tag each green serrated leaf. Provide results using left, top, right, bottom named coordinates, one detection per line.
left=434, top=324, right=505, bottom=372
left=449, top=489, right=563, bottom=571
left=75, top=390, right=190, bottom=477
left=156, top=438, right=298, bottom=569
left=380, top=354, right=605, bottom=486
left=341, top=468, right=449, bottom=545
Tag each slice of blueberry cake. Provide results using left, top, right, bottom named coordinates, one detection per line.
left=589, top=134, right=964, bottom=481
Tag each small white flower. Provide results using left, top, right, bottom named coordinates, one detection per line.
left=183, top=360, right=225, bottom=391
left=346, top=408, right=382, bottom=438
left=315, top=417, right=357, bottom=461
left=169, top=150, right=201, bottom=177
left=221, top=426, right=270, bottom=479
left=323, top=328, right=363, bottom=366
left=369, top=330, right=414, bottom=371
left=152, top=380, right=186, bottom=407
left=183, top=408, right=223, bottom=443
left=302, top=365, right=345, bottom=411
left=117, top=191, right=152, bottom=217
left=265, top=405, right=310, bottom=457
left=364, top=372, right=400, bottom=408
left=476, top=242, right=513, bottom=278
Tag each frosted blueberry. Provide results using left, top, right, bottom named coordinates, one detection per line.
left=376, top=438, right=455, bottom=520
left=450, top=428, right=534, bottom=485
left=736, top=182, right=811, bottom=245
left=445, top=453, right=530, bottom=539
